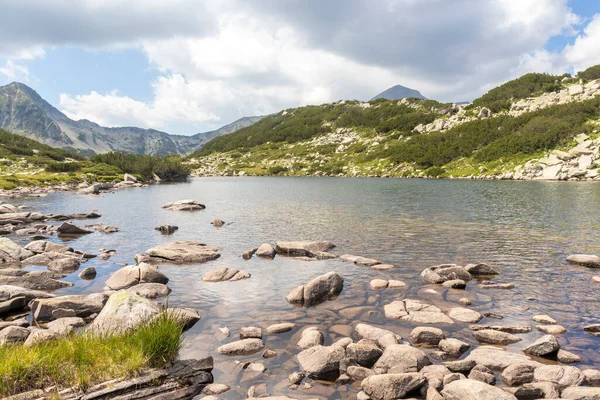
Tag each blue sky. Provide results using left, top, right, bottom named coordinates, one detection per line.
left=1, top=0, right=599, bottom=135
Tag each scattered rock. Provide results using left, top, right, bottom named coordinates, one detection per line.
left=126, top=283, right=171, bottom=299
left=266, top=322, right=295, bottom=334
left=524, top=335, right=560, bottom=357
left=239, top=326, right=262, bottom=339
left=346, top=339, right=383, bottom=367
left=105, top=263, right=169, bottom=290
left=297, top=327, right=324, bottom=349
left=584, top=324, right=600, bottom=337
left=286, top=271, right=343, bottom=307
left=442, top=279, right=466, bottom=289
left=533, top=365, right=585, bottom=389
left=256, top=243, right=276, bottom=259
left=410, top=327, right=445, bottom=346
left=439, top=338, right=470, bottom=357
left=532, top=314, right=557, bottom=324
left=373, top=344, right=431, bottom=373
left=297, top=344, right=345, bottom=380
left=441, top=378, right=518, bottom=400
left=57, top=222, right=92, bottom=235
left=384, top=299, right=454, bottom=324
left=448, top=307, right=483, bottom=323
left=275, top=240, right=335, bottom=257
left=474, top=329, right=522, bottom=345
left=48, top=257, right=81, bottom=273
left=557, top=349, right=582, bottom=364
left=211, top=219, right=225, bottom=227
left=561, top=387, right=600, bottom=399
left=468, top=365, right=495, bottom=385
left=501, top=364, right=535, bottom=386
left=155, top=225, right=178, bottom=234
left=79, top=266, right=97, bottom=280
left=162, top=199, right=205, bottom=211
left=421, top=264, right=472, bottom=284
left=470, top=324, right=531, bottom=334
left=536, top=324, right=567, bottom=334
left=0, top=272, right=72, bottom=291
left=46, top=317, right=85, bottom=336
left=242, top=248, right=257, bottom=260
left=0, top=325, right=30, bottom=345
left=464, top=263, right=499, bottom=275
left=217, top=338, right=265, bottom=356
left=370, top=279, right=389, bottom=289
left=466, top=346, right=541, bottom=370
left=202, top=268, right=250, bottom=282
left=566, top=254, right=600, bottom=268
left=479, top=282, right=514, bottom=289
left=141, top=241, right=220, bottom=264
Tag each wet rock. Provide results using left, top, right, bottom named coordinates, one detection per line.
left=479, top=282, right=514, bottom=289
left=240, top=326, right=262, bottom=339
left=584, top=324, right=600, bottom=337
left=561, top=387, right=600, bottom=399
left=533, top=365, right=585, bottom=389
left=289, top=371, right=305, bottom=384
left=388, top=279, right=406, bottom=288
left=48, top=257, right=81, bottom=273
left=464, top=263, right=499, bottom=275
left=242, top=247, right=257, bottom=260
left=373, top=344, right=431, bottom=373
left=474, top=329, right=522, bottom=345
left=557, top=349, right=582, bottom=364
left=202, top=267, right=250, bottom=282
left=442, top=279, right=466, bottom=289
left=155, top=225, right=178, bottom=234
left=46, top=317, right=85, bottom=335
left=447, top=307, right=483, bottom=323
left=266, top=322, right=295, bottom=334
left=532, top=314, right=557, bottom=324
left=275, top=240, right=335, bottom=257
left=141, top=240, right=220, bottom=264
left=297, top=327, right=324, bottom=349
left=466, top=346, right=541, bottom=370
left=470, top=325, right=531, bottom=334
left=211, top=219, right=225, bottom=227
left=0, top=272, right=71, bottom=291
left=79, top=266, right=96, bottom=280
left=370, top=279, right=389, bottom=289
left=361, top=373, right=427, bottom=400
left=202, top=383, right=230, bottom=395
left=346, top=339, right=383, bottom=367
left=536, top=324, right=566, bottom=334
left=468, top=365, right=495, bottom=385
left=372, top=264, right=395, bottom=271
left=0, top=325, right=30, bottom=345
left=384, top=299, right=454, bottom=324
left=501, top=364, right=535, bottom=386
left=126, top=283, right=171, bottom=299
left=354, top=256, right=382, bottom=267
left=566, top=254, right=600, bottom=268
left=441, top=379, right=517, bottom=400
left=297, top=344, right=345, bottom=380
left=217, top=338, right=265, bottom=356
left=524, top=335, right=560, bottom=357
left=262, top=349, right=277, bottom=359
left=421, top=264, right=472, bottom=284
left=286, top=271, right=343, bottom=307
left=218, top=327, right=230, bottom=337
left=105, top=263, right=169, bottom=290
left=90, top=290, right=160, bottom=333
left=162, top=199, right=205, bottom=211
left=256, top=243, right=276, bottom=259
left=410, top=327, right=445, bottom=346
left=583, top=369, right=600, bottom=386
left=92, top=224, right=119, bottom=234
left=161, top=307, right=201, bottom=331
left=459, top=298, right=472, bottom=305
left=57, top=222, right=92, bottom=235
left=439, top=338, right=470, bottom=357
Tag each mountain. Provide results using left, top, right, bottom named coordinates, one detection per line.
left=370, top=85, right=426, bottom=101
left=0, top=82, right=261, bottom=156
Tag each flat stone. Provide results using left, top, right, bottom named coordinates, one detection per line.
left=78, top=267, right=96, bottom=280
left=346, top=339, right=383, bottom=367
left=142, top=240, right=220, bottom=264
left=470, top=324, right=532, bottom=334
left=162, top=199, right=205, bottom=211
left=441, top=379, right=518, bottom=400
left=533, top=365, right=585, bottom=389
left=266, top=322, right=296, bottom=334
left=536, top=324, right=566, bottom=334
left=448, top=307, right=483, bottom=323
left=370, top=279, right=389, bottom=289
left=532, top=314, right=557, bottom=324
left=373, top=344, right=431, bottom=373
left=561, top=387, right=600, bottom=399
left=466, top=346, right=541, bottom=371
left=0, top=325, right=30, bottom=345
left=384, top=299, right=454, bottom=324
left=297, top=327, right=323, bottom=349
left=202, top=267, right=251, bottom=282
left=388, top=280, right=406, bottom=288
left=501, top=364, right=535, bottom=386
left=464, top=263, right=499, bottom=275
left=479, top=282, right=514, bottom=289
left=126, top=283, right=171, bottom=299
left=239, top=326, right=262, bottom=339
left=566, top=254, right=600, bottom=268
left=361, top=373, right=427, bottom=400
left=421, top=264, right=472, bottom=284
left=439, top=338, right=470, bottom=357
left=275, top=240, right=335, bottom=257
left=474, top=329, right=522, bottom=345
left=31, top=293, right=105, bottom=321
left=217, top=338, right=265, bottom=356
left=584, top=324, right=600, bottom=337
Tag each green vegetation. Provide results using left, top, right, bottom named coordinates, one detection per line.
left=577, top=64, right=600, bottom=81
left=91, top=153, right=190, bottom=181
left=0, top=315, right=182, bottom=397
left=0, top=129, right=84, bottom=163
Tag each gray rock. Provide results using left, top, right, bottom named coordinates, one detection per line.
left=239, top=326, right=262, bottom=339
left=211, top=219, right=225, bottom=227
left=0, top=237, right=34, bottom=262
left=46, top=317, right=85, bottom=336
left=532, top=314, right=557, bottom=324
left=217, top=338, right=265, bottom=356
left=266, top=322, right=295, bottom=334
left=439, top=338, right=470, bottom=357
left=354, top=256, right=382, bottom=267
left=584, top=324, right=600, bottom=337
left=361, top=373, right=427, bottom=400
left=464, top=263, right=499, bottom=275
left=468, top=365, right=495, bottom=385
left=566, top=254, right=600, bottom=268
left=442, top=279, right=466, bottom=289
left=524, top=335, right=560, bottom=357
left=561, top=387, right=600, bottom=399
left=275, top=240, right=335, bottom=257
left=557, top=349, right=582, bottom=364
left=501, top=364, right=535, bottom=386
left=583, top=369, right=600, bottom=386
left=0, top=325, right=30, bottom=345
left=355, top=323, right=401, bottom=349
left=346, top=339, right=383, bottom=367
left=474, top=329, right=522, bottom=345
left=126, top=283, right=171, bottom=299
left=447, top=307, right=483, bottom=323
left=23, top=327, right=57, bottom=346
left=470, top=325, right=531, bottom=334
left=155, top=225, right=178, bottom=234
left=287, top=271, right=343, bottom=307
left=31, top=293, right=105, bottom=321
left=160, top=307, right=201, bottom=331
left=162, top=199, right=205, bottom=211
left=90, top=290, right=161, bottom=333
left=256, top=243, right=276, bottom=259
left=242, top=247, right=257, bottom=260
left=78, top=266, right=96, bottom=280
left=297, top=344, right=345, bottom=379
left=533, top=365, right=585, bottom=389
left=441, top=379, right=517, bottom=400
left=384, top=299, right=454, bottom=324
left=536, top=324, right=566, bottom=334
left=142, top=240, right=220, bottom=264
left=297, top=327, right=324, bottom=349
left=410, top=326, right=445, bottom=346
left=465, top=346, right=541, bottom=371
left=105, top=263, right=169, bottom=290
left=0, top=284, right=55, bottom=303
left=526, top=381, right=559, bottom=398
left=0, top=317, right=29, bottom=331
left=202, top=267, right=250, bottom=282
left=47, top=257, right=81, bottom=273
left=442, top=359, right=476, bottom=373
left=57, top=222, right=92, bottom=235
left=420, top=264, right=472, bottom=284
left=373, top=344, right=431, bottom=373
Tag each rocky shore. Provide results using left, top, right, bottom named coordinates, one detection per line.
left=2, top=193, right=600, bottom=400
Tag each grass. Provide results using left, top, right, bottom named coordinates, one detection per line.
left=0, top=314, right=183, bottom=397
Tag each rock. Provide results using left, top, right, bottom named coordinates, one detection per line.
left=470, top=325, right=531, bottom=334
left=533, top=365, right=585, bottom=389
left=566, top=254, right=600, bottom=268
left=0, top=237, right=34, bottom=262
left=420, top=264, right=472, bottom=284
left=48, top=257, right=81, bottom=273
left=524, top=335, right=560, bottom=357
left=57, top=222, right=92, bottom=235
left=218, top=327, right=230, bottom=337
left=202, top=383, right=230, bottom=395
left=373, top=344, right=431, bottom=373
left=464, top=263, right=499, bottom=275
left=410, top=327, right=445, bottom=346
left=242, top=248, right=257, bottom=260
left=479, top=282, right=514, bottom=289
left=30, top=293, right=105, bottom=321
left=288, top=371, right=305, bottom=384
left=459, top=298, right=472, bottom=305
left=0, top=325, right=30, bottom=345
left=79, top=266, right=97, bottom=280
left=442, top=359, right=476, bottom=373
left=142, top=241, right=220, bottom=264
left=297, top=344, right=345, bottom=380
left=388, top=279, right=406, bottom=288
left=161, top=307, right=201, bottom=331
left=355, top=323, right=401, bottom=349
left=105, top=263, right=169, bottom=290
left=384, top=299, right=454, bottom=324
left=583, top=369, right=600, bottom=386
left=21, top=252, right=81, bottom=267
left=532, top=314, right=557, bottom=324
left=262, top=349, right=277, bottom=359
left=442, top=279, right=466, bottom=289
left=162, top=199, right=205, bottom=211
left=46, top=317, right=85, bottom=335
left=347, top=365, right=375, bottom=382
left=202, top=267, right=251, bottom=282
left=0, top=317, right=29, bottom=330
left=211, top=219, right=225, bottom=227
left=23, top=327, right=58, bottom=346
left=217, top=338, right=265, bottom=356
left=561, top=387, right=600, bottom=399
left=439, top=338, right=470, bottom=357
left=256, top=243, right=276, bottom=259
left=478, top=107, right=492, bottom=118
left=441, top=379, right=517, bottom=400
left=126, top=283, right=171, bottom=299
left=275, top=240, right=335, bottom=257
left=90, top=290, right=161, bottom=333
left=557, top=349, right=582, bottom=364
left=526, top=381, right=559, bottom=398
left=584, top=324, right=600, bottom=337
left=266, top=322, right=295, bottom=334
left=123, top=173, right=137, bottom=182
left=240, top=326, right=262, bottom=339
left=0, top=295, right=26, bottom=315
left=468, top=365, right=495, bottom=385
left=361, top=373, right=427, bottom=400
left=466, top=346, right=541, bottom=370
left=474, top=329, right=522, bottom=345
left=448, top=307, right=483, bottom=323
left=593, top=276, right=600, bottom=283
left=370, top=279, right=389, bottom=289
left=354, top=256, right=381, bottom=267
left=536, top=324, right=566, bottom=334
left=346, top=339, right=383, bottom=367
left=287, top=271, right=343, bottom=307
left=297, top=327, right=324, bottom=349
left=501, top=364, right=535, bottom=386
left=155, top=225, right=178, bottom=234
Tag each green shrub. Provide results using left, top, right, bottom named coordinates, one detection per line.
left=91, top=153, right=190, bottom=181
left=577, top=65, right=600, bottom=81
left=267, top=165, right=288, bottom=175
left=46, top=161, right=82, bottom=173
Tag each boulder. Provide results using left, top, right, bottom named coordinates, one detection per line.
left=468, top=365, right=495, bottom=385
left=57, top=222, right=92, bottom=235
left=124, top=173, right=137, bottom=182
left=441, top=379, right=517, bottom=400
left=532, top=314, right=557, bottom=324
left=470, top=324, right=531, bottom=334
left=242, top=247, right=257, bottom=260
left=142, top=241, right=220, bottom=264
left=420, top=264, right=472, bottom=284
left=533, top=365, right=585, bottom=389
left=32, top=293, right=105, bottom=322
left=79, top=267, right=97, bottom=280
left=155, top=225, right=178, bottom=234
left=370, top=279, right=389, bottom=289
left=474, top=329, right=521, bottom=345
left=266, top=322, right=296, bottom=334
left=105, top=263, right=169, bottom=290
left=0, top=272, right=71, bottom=291
left=524, top=335, right=560, bottom=357
left=557, top=349, right=582, bottom=364
left=536, top=324, right=566, bottom=334
left=162, top=199, right=205, bottom=211
left=217, top=338, right=265, bottom=356
left=442, top=279, right=466, bottom=289
left=0, top=325, right=30, bottom=345
left=90, top=290, right=161, bottom=333
left=202, top=267, right=250, bottom=282
left=275, top=240, right=335, bottom=257
left=47, top=257, right=81, bottom=273
left=0, top=295, right=26, bottom=315
left=297, top=344, right=345, bottom=379
left=0, top=237, right=34, bottom=262
left=464, top=263, right=499, bottom=275
left=361, top=373, right=427, bottom=400
left=447, top=307, right=483, bottom=323
left=23, top=327, right=58, bottom=346
left=501, top=364, right=535, bottom=386
left=373, top=344, right=431, bottom=373
left=566, top=254, right=600, bottom=268
left=346, top=339, right=383, bottom=367
left=160, top=307, right=201, bottom=331
left=409, top=327, right=445, bottom=346
left=22, top=252, right=81, bottom=266
left=584, top=324, right=600, bottom=337
left=46, top=317, right=85, bottom=335
left=0, top=284, right=55, bottom=303
left=286, top=272, right=343, bottom=307
left=384, top=299, right=454, bottom=324
left=297, top=327, right=324, bottom=349
left=465, top=346, right=541, bottom=370
left=354, top=256, right=381, bottom=267
left=256, top=243, right=276, bottom=259
left=439, top=338, right=470, bottom=357
left=0, top=317, right=29, bottom=331
left=347, top=365, right=375, bottom=382
left=126, top=283, right=171, bottom=299
left=355, top=323, right=401, bottom=349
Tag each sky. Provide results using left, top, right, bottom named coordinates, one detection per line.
left=1, top=0, right=600, bottom=135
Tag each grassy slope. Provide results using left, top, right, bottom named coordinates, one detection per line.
left=0, top=315, right=182, bottom=397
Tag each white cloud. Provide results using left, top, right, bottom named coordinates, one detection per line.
left=563, top=13, right=600, bottom=73
left=0, top=60, right=32, bottom=82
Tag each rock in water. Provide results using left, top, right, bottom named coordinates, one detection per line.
left=217, top=338, right=265, bottom=356
left=286, top=271, right=343, bottom=307
left=202, top=267, right=250, bottom=282
left=361, top=373, right=427, bottom=400
left=464, top=263, right=499, bottom=275
left=105, top=263, right=169, bottom=290
left=155, top=225, right=178, bottom=234
left=162, top=199, right=205, bottom=211
left=297, top=344, right=345, bottom=380
left=31, top=294, right=106, bottom=321
left=421, top=264, right=472, bottom=284
left=90, top=290, right=161, bottom=333
left=256, top=243, right=276, bottom=259
left=524, top=335, right=560, bottom=357
left=57, top=222, right=92, bottom=235
left=373, top=344, right=431, bottom=373
left=275, top=240, right=335, bottom=257
left=141, top=240, right=220, bottom=264
left=441, top=379, right=518, bottom=400
left=566, top=254, right=600, bottom=268
left=211, top=218, right=225, bottom=227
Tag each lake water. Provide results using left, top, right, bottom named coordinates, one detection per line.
left=13, top=177, right=600, bottom=398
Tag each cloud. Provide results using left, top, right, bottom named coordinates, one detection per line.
left=563, top=13, right=600, bottom=72
left=0, top=60, right=32, bottom=82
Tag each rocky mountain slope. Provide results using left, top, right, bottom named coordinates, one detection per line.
left=189, top=65, right=600, bottom=181
left=0, top=82, right=260, bottom=156
left=370, top=84, right=426, bottom=101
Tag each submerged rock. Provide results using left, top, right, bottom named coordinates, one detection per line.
left=421, top=264, right=472, bottom=284
left=79, top=266, right=97, bottom=280
left=266, top=322, right=295, bottom=334
left=141, top=240, right=220, bottom=264
left=464, top=263, right=499, bottom=275
left=202, top=267, right=250, bottom=282
left=286, top=271, right=343, bottom=307
left=155, top=225, right=178, bottom=234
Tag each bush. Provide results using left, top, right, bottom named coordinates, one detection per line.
left=267, top=165, right=288, bottom=175
left=91, top=153, right=190, bottom=181
left=577, top=65, right=600, bottom=81
left=45, top=161, right=82, bottom=173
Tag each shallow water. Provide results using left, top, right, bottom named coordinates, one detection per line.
left=11, top=177, right=600, bottom=398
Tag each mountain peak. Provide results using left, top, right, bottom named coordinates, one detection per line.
left=370, top=84, right=426, bottom=101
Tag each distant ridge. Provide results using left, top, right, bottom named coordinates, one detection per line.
left=370, top=84, right=426, bottom=101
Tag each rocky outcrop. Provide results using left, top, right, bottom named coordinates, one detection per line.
left=162, top=200, right=205, bottom=211
left=202, top=267, right=251, bottom=282
left=286, top=272, right=343, bottom=307
left=140, top=241, right=220, bottom=264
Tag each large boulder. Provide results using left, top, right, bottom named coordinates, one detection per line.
left=202, top=267, right=250, bottom=282
left=0, top=237, right=34, bottom=262
left=361, top=373, right=427, bottom=400
left=373, top=344, right=431, bottom=373
left=105, top=263, right=169, bottom=290
left=441, top=379, right=517, bottom=400
left=90, top=290, right=161, bottom=333
left=566, top=254, right=600, bottom=268
left=162, top=199, right=205, bottom=211
left=141, top=241, right=220, bottom=264
left=384, top=299, right=454, bottom=324
left=286, top=272, right=343, bottom=307
left=296, top=344, right=345, bottom=380
left=275, top=240, right=335, bottom=257
left=420, top=264, right=472, bottom=284
left=31, top=293, right=106, bottom=321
